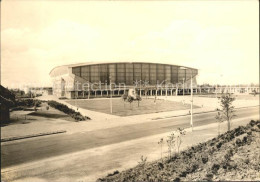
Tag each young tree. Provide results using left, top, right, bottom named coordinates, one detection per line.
left=218, top=93, right=236, bottom=131
left=121, top=94, right=128, bottom=108
left=127, top=95, right=134, bottom=109
left=176, top=128, right=186, bottom=154
left=136, top=95, right=142, bottom=107
left=138, top=155, right=147, bottom=171
left=158, top=138, right=164, bottom=161
left=166, top=132, right=175, bottom=159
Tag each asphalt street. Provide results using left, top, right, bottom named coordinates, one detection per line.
left=1, top=106, right=259, bottom=168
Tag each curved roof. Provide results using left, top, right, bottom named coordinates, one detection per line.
left=49, top=61, right=197, bottom=76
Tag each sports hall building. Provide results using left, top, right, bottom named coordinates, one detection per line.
left=49, top=62, right=198, bottom=99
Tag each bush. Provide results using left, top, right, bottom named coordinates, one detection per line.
left=47, top=100, right=90, bottom=121
left=16, top=99, right=41, bottom=107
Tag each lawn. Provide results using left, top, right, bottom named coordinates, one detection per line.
left=6, top=102, right=75, bottom=126
left=196, top=94, right=259, bottom=100
left=66, top=98, right=199, bottom=116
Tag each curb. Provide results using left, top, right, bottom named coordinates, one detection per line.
left=151, top=105, right=259, bottom=120
left=1, top=130, right=67, bottom=143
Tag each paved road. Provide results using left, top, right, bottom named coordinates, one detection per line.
left=1, top=106, right=259, bottom=168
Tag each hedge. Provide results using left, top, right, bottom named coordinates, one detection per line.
left=47, top=100, right=90, bottom=121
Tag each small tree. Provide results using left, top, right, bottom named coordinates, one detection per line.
left=158, top=138, right=164, bottom=161
left=136, top=95, right=142, bottom=107
left=138, top=155, right=147, bottom=170
left=176, top=128, right=186, bottom=154
left=127, top=95, right=134, bottom=109
left=166, top=132, right=175, bottom=159
left=121, top=94, right=128, bottom=108
left=218, top=93, right=236, bottom=131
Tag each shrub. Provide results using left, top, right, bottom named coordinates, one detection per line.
left=204, top=173, right=214, bottom=181
left=16, top=99, right=41, bottom=107
left=107, top=170, right=119, bottom=177
left=202, top=156, right=208, bottom=164
left=211, top=163, right=220, bottom=174
left=235, top=138, right=242, bottom=147
left=47, top=100, right=90, bottom=121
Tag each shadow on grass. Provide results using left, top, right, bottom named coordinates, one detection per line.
left=28, top=112, right=68, bottom=119
left=1, top=119, right=32, bottom=127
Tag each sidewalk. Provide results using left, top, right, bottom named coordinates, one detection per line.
left=2, top=95, right=258, bottom=140
left=2, top=114, right=259, bottom=182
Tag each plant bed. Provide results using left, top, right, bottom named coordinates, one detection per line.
left=47, top=100, right=90, bottom=121
left=97, top=120, right=260, bottom=181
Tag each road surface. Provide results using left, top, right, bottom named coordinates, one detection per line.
left=1, top=106, right=259, bottom=168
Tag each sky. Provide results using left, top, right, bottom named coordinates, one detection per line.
left=1, top=0, right=259, bottom=88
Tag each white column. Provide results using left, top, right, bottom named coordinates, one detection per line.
left=191, top=75, right=193, bottom=131
left=183, top=78, right=185, bottom=96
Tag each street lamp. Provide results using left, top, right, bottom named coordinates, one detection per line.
left=180, top=67, right=195, bottom=131
left=183, top=78, right=185, bottom=96
left=140, top=80, right=142, bottom=97
left=190, top=72, right=193, bottom=131
left=109, top=74, right=113, bottom=114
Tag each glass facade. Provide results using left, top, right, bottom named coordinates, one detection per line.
left=125, top=63, right=133, bottom=85
left=141, top=64, right=149, bottom=82
left=90, top=65, right=99, bottom=82
left=133, top=63, right=141, bottom=81
left=71, top=63, right=198, bottom=86
left=81, top=66, right=90, bottom=81
left=149, top=64, right=157, bottom=84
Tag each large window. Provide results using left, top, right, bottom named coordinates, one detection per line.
left=185, top=69, right=192, bottom=80
left=157, top=64, right=165, bottom=84
left=116, top=63, right=125, bottom=83
left=171, top=66, right=178, bottom=83
left=90, top=65, right=99, bottom=82
left=108, top=64, right=116, bottom=83
left=165, top=65, right=171, bottom=84
left=125, top=63, right=133, bottom=85
left=141, top=64, right=149, bottom=82
left=149, top=64, right=157, bottom=85
left=81, top=66, right=90, bottom=81
left=133, top=63, right=141, bottom=81
left=100, top=64, right=108, bottom=83
left=72, top=67, right=81, bottom=77
left=178, top=68, right=186, bottom=83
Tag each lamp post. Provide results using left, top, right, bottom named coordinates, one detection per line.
left=190, top=73, right=193, bottom=131
left=183, top=78, right=185, bottom=96
left=180, top=67, right=194, bottom=131
left=109, top=75, right=113, bottom=114
left=140, top=80, right=142, bottom=97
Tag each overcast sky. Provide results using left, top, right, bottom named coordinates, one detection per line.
left=1, top=0, right=259, bottom=88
